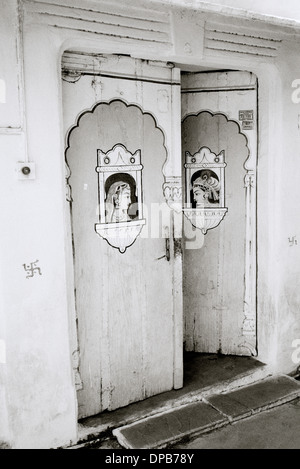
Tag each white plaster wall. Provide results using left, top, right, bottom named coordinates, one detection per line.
left=0, top=2, right=77, bottom=448
left=201, top=0, right=300, bottom=21
left=1, top=0, right=300, bottom=448
left=0, top=0, right=24, bottom=448
left=0, top=231, right=11, bottom=448
left=149, top=0, right=300, bottom=25
left=269, top=39, right=300, bottom=373
left=0, top=133, right=78, bottom=448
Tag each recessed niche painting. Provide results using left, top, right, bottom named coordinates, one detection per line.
left=190, top=169, right=221, bottom=208
left=183, top=146, right=228, bottom=234
left=95, top=144, right=146, bottom=253
left=104, top=173, right=138, bottom=223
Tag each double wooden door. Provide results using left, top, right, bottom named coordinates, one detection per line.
left=63, top=57, right=258, bottom=419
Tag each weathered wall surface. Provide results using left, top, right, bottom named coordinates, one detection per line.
left=0, top=0, right=24, bottom=449
left=269, top=38, right=300, bottom=372
left=0, top=0, right=77, bottom=448
left=150, top=0, right=300, bottom=25
left=1, top=0, right=300, bottom=448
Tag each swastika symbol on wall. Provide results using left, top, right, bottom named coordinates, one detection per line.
left=23, top=260, right=42, bottom=279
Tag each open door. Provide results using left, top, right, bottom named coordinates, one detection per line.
left=62, top=53, right=183, bottom=418
left=182, top=71, right=257, bottom=357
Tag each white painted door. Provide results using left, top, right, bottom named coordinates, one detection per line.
left=62, top=54, right=182, bottom=418
left=182, top=71, right=257, bottom=357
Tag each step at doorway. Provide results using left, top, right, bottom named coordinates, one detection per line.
left=75, top=352, right=267, bottom=447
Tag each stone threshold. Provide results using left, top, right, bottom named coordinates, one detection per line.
left=112, top=375, right=300, bottom=449
left=67, top=357, right=271, bottom=449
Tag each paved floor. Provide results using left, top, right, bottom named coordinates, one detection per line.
left=173, top=397, right=300, bottom=449
left=77, top=386, right=300, bottom=450
left=113, top=375, right=300, bottom=449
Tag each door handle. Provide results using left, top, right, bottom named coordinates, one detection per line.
left=165, top=236, right=170, bottom=262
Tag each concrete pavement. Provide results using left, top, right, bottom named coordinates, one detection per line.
left=173, top=396, right=300, bottom=449
left=112, top=375, right=300, bottom=449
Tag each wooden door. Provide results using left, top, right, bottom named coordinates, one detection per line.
left=63, top=54, right=182, bottom=418
left=182, top=71, right=257, bottom=357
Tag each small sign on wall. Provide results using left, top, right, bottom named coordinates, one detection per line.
left=239, top=110, right=254, bottom=130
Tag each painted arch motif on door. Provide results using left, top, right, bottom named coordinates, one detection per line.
left=182, top=110, right=257, bottom=356
left=65, top=98, right=169, bottom=204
